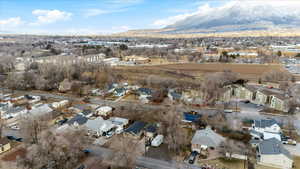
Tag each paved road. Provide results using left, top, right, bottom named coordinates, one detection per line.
left=89, top=145, right=201, bottom=169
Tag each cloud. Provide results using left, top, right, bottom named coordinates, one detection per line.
left=84, top=9, right=109, bottom=17
left=31, top=9, right=72, bottom=25
left=0, top=17, right=23, bottom=26
left=0, top=17, right=24, bottom=31
left=152, top=0, right=300, bottom=28
left=83, top=8, right=126, bottom=17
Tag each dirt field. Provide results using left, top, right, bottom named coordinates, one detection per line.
left=119, top=63, right=284, bottom=82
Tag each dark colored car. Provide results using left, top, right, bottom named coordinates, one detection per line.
left=77, top=164, right=85, bottom=169
left=188, top=151, right=198, bottom=164
left=6, top=136, right=23, bottom=142
left=58, top=118, right=68, bottom=125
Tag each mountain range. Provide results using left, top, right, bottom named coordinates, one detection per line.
left=163, top=1, right=300, bottom=33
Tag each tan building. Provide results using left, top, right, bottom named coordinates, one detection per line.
left=0, top=138, right=11, bottom=154
left=124, top=55, right=150, bottom=64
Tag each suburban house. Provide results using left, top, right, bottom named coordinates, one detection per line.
left=138, top=88, right=152, bottom=97
left=1, top=106, right=28, bottom=119
left=124, top=121, right=147, bottom=139
left=71, top=104, right=97, bottom=113
left=191, top=127, right=225, bottom=152
left=24, top=95, right=41, bottom=104
left=85, top=117, right=115, bottom=137
left=114, top=87, right=126, bottom=97
left=0, top=138, right=11, bottom=154
left=67, top=115, right=88, bottom=126
left=168, top=89, right=182, bottom=101
left=80, top=109, right=93, bottom=118
left=252, top=119, right=282, bottom=141
left=137, top=88, right=153, bottom=103
left=29, top=104, right=53, bottom=117
left=95, top=106, right=113, bottom=117
left=257, top=138, right=293, bottom=169
left=108, top=117, right=129, bottom=134
left=51, top=100, right=69, bottom=109
left=144, top=124, right=157, bottom=138
left=182, top=112, right=201, bottom=123
left=0, top=102, right=13, bottom=111
left=181, top=89, right=204, bottom=104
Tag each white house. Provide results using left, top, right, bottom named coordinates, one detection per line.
left=29, top=104, right=53, bottom=117
left=51, top=100, right=69, bottom=109
left=1, top=107, right=28, bottom=119
left=95, top=106, right=113, bottom=117
left=257, top=138, right=293, bottom=169
left=252, top=119, right=282, bottom=141
left=85, top=117, right=115, bottom=137
left=108, top=117, right=129, bottom=134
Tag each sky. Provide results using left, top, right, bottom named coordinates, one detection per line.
left=0, top=0, right=298, bottom=35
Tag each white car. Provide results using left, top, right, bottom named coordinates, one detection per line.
left=11, top=125, right=20, bottom=130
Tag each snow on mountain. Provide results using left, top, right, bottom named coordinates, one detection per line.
left=162, top=1, right=300, bottom=32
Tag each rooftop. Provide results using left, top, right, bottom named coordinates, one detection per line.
left=258, top=138, right=292, bottom=159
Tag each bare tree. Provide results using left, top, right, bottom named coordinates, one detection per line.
left=161, top=108, right=189, bottom=155
left=220, top=139, right=248, bottom=159
left=261, top=70, right=293, bottom=83
left=17, top=128, right=91, bottom=169
left=112, top=136, right=140, bottom=169
left=19, top=116, right=49, bottom=144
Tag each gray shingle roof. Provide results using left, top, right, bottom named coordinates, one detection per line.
left=258, top=138, right=292, bottom=160
left=191, top=127, right=225, bottom=148
left=67, top=115, right=88, bottom=125
left=254, top=119, right=278, bottom=128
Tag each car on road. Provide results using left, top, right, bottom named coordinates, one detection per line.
left=188, top=151, right=198, bottom=164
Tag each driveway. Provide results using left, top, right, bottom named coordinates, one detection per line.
left=283, top=144, right=300, bottom=156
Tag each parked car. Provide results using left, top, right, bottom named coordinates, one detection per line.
left=57, top=118, right=68, bottom=126
left=188, top=151, right=198, bottom=164
left=224, top=109, right=233, bottom=113
left=77, top=164, right=85, bottom=169
left=106, top=130, right=114, bottom=138
left=10, top=124, right=20, bottom=130
left=6, top=136, right=23, bottom=142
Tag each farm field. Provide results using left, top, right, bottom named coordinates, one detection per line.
left=118, top=63, right=285, bottom=82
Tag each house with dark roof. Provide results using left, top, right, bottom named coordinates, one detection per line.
left=67, top=115, right=88, bottom=126
left=182, top=112, right=201, bottom=123
left=252, top=119, right=281, bottom=141
left=124, top=121, right=147, bottom=139
left=114, top=87, right=126, bottom=97
left=257, top=138, right=293, bottom=169
left=168, top=89, right=182, bottom=101
left=144, top=124, right=157, bottom=138
left=138, top=88, right=152, bottom=97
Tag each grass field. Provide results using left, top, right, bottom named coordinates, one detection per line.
left=118, top=63, right=285, bottom=82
